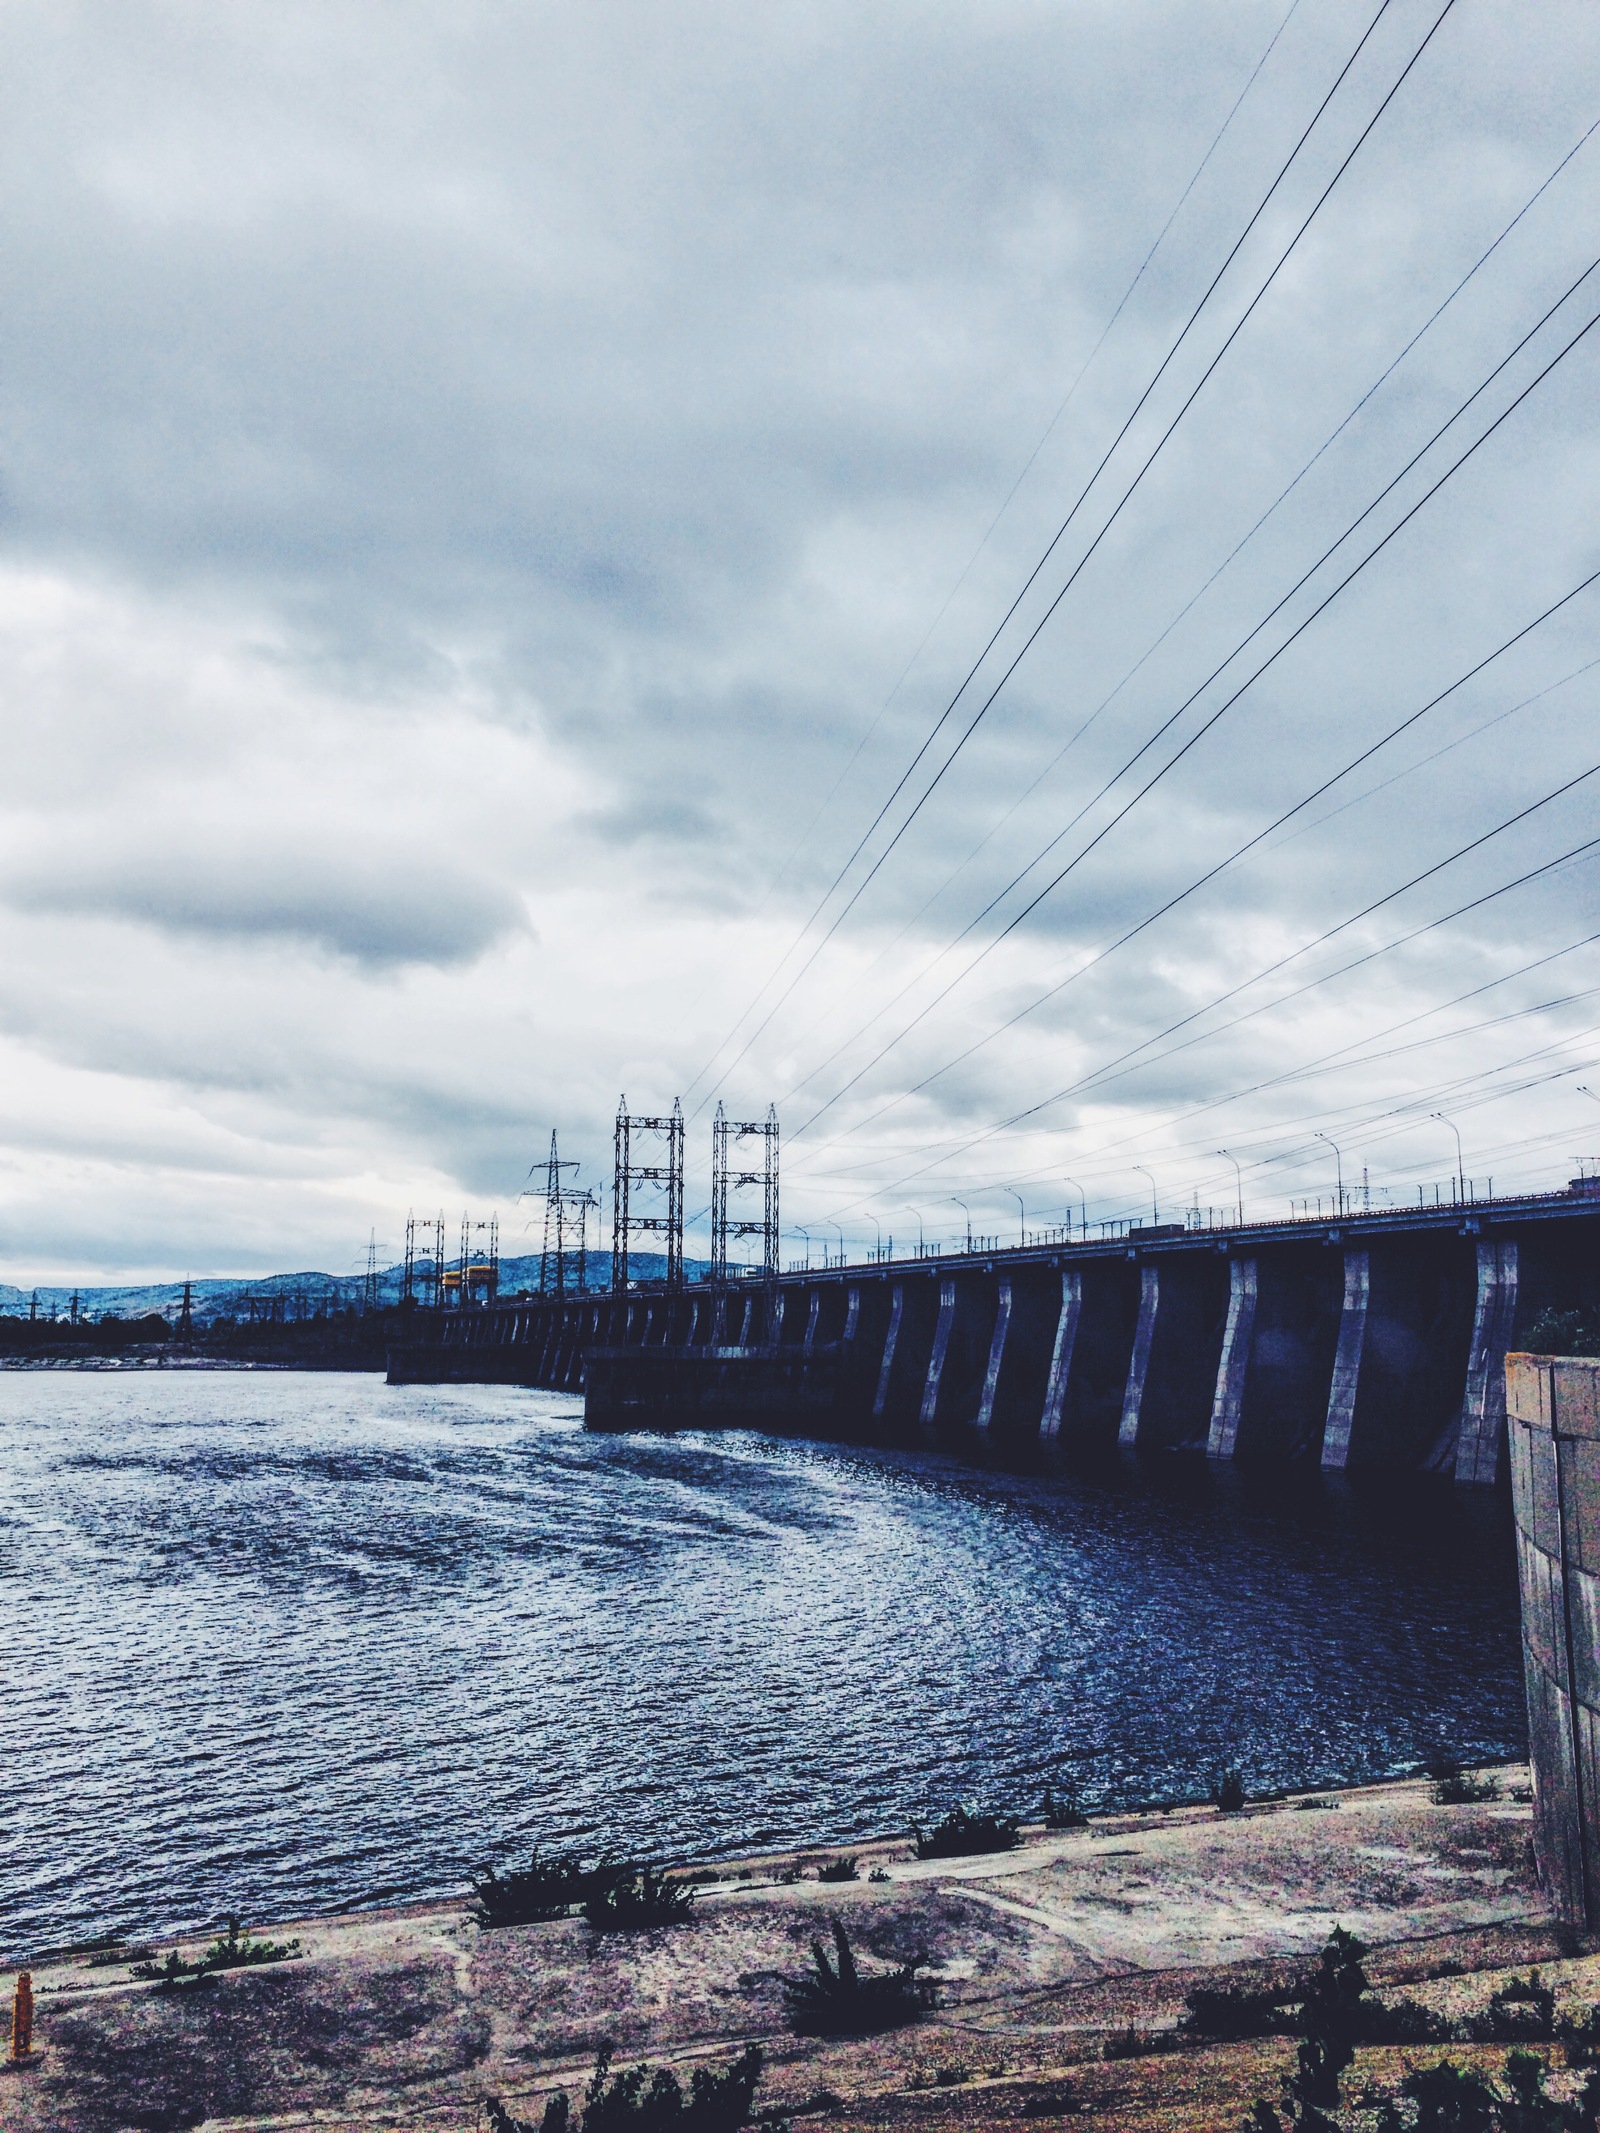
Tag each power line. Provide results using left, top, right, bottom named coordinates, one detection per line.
left=682, top=0, right=1407, bottom=1109
left=814, top=107, right=1600, bottom=1018
left=787, top=292, right=1600, bottom=1140
left=805, top=788, right=1600, bottom=1210
left=678, top=0, right=1315, bottom=1024
left=701, top=0, right=1457, bottom=1114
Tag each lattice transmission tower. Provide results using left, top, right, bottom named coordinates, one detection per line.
left=529, top=1130, right=597, bottom=1296
left=711, top=1103, right=779, bottom=1285
left=452, top=1214, right=499, bottom=1307
left=613, top=1097, right=684, bottom=1290
left=403, top=1213, right=445, bottom=1308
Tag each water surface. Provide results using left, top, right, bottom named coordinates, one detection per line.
left=2, top=1370, right=1524, bottom=1955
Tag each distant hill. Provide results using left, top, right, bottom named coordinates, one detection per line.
left=0, top=1252, right=714, bottom=1323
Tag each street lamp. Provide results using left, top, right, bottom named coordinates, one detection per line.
left=1217, top=1149, right=1244, bottom=1226
left=1064, top=1177, right=1088, bottom=1240
left=1315, top=1131, right=1344, bottom=1217
left=866, top=1211, right=882, bottom=1261
left=952, top=1198, right=973, bottom=1252
left=1007, top=1187, right=1026, bottom=1247
left=796, top=1224, right=813, bottom=1269
left=1133, top=1166, right=1158, bottom=1225
left=828, top=1219, right=846, bottom=1267
left=902, top=1205, right=925, bottom=1256
left=1433, top=1112, right=1464, bottom=1203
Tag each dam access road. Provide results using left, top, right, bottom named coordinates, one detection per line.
left=390, top=1181, right=1600, bottom=1482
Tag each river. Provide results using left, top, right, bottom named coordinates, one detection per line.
left=1, top=1368, right=1525, bottom=1956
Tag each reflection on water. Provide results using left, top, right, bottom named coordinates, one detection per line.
left=1, top=1370, right=1523, bottom=1954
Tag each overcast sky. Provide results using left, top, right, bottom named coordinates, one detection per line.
left=3, top=0, right=1599, bottom=1281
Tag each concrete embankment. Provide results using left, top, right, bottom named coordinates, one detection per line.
left=4, top=1766, right=1574, bottom=2133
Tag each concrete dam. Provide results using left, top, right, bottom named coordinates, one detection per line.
left=388, top=1184, right=1600, bottom=1484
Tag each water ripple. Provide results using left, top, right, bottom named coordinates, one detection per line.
left=0, top=1370, right=1525, bottom=1956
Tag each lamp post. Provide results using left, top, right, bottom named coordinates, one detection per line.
left=1064, top=1177, right=1088, bottom=1240
left=1432, top=1112, right=1464, bottom=1204
left=1217, top=1148, right=1244, bottom=1226
left=1315, top=1131, right=1344, bottom=1218
left=1007, top=1187, right=1026, bottom=1247
left=828, top=1219, right=846, bottom=1268
left=952, top=1198, right=973, bottom=1253
left=866, top=1211, right=882, bottom=1262
left=902, top=1205, right=924, bottom=1256
left=796, top=1224, right=813, bottom=1269
left=1133, top=1166, right=1158, bottom=1225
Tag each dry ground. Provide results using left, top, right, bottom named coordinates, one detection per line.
left=3, top=1765, right=1584, bottom=2133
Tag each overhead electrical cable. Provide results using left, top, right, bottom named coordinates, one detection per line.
left=691, top=0, right=1316, bottom=991
left=829, top=799, right=1600, bottom=1210
left=682, top=0, right=1408, bottom=1107
left=786, top=299, right=1600, bottom=1142
left=826, top=109, right=1600, bottom=1001
left=699, top=0, right=1459, bottom=1114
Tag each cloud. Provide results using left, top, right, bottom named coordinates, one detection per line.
left=2, top=836, right=526, bottom=968
left=1, top=0, right=1599, bottom=1273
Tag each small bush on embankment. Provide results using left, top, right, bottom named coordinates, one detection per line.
left=583, top=1864, right=696, bottom=1930
left=488, top=2044, right=765, bottom=2133
left=783, top=1919, right=932, bottom=2036
left=473, top=1851, right=606, bottom=1925
left=1525, top=1308, right=1600, bottom=1357
left=1041, top=1787, right=1088, bottom=1828
left=815, top=1855, right=859, bottom=1882
left=130, top=1916, right=300, bottom=1987
left=912, top=1806, right=1019, bottom=1859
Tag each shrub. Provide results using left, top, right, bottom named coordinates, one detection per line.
left=1362, top=1995, right=1451, bottom=2045
left=1467, top=1973, right=1555, bottom=2044
left=583, top=1864, right=696, bottom=1931
left=1290, top=1925, right=1370, bottom=2110
left=1182, top=1982, right=1300, bottom=2040
left=1562, top=2005, right=1600, bottom=2066
left=1433, top=1769, right=1502, bottom=1807
left=867, top=1868, right=890, bottom=1884
left=1212, top=1769, right=1246, bottom=1813
left=200, top=1916, right=301, bottom=1969
left=912, top=1807, right=1019, bottom=1860
left=474, top=1851, right=602, bottom=1926
left=1526, top=1308, right=1600, bottom=1358
left=130, top=1916, right=299, bottom=1986
left=1398, top=2059, right=1498, bottom=2131
left=783, top=1919, right=932, bottom=2037
left=1041, top=1788, right=1088, bottom=1829
left=490, top=2045, right=764, bottom=2133
left=816, top=1857, right=859, bottom=1883
left=129, top=1950, right=215, bottom=1993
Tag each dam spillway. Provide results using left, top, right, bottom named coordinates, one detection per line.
left=387, top=1184, right=1600, bottom=1483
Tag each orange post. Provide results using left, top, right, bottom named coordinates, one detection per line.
left=10, top=1970, right=32, bottom=2059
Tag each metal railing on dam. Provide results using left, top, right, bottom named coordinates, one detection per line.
left=387, top=1182, right=1600, bottom=1483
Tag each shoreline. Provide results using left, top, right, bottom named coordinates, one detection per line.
left=5, top=1762, right=1566, bottom=2133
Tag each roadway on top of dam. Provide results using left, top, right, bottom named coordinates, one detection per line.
left=746, top=1181, right=1600, bottom=1291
